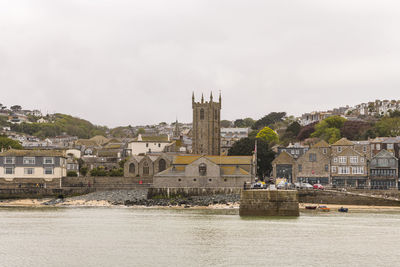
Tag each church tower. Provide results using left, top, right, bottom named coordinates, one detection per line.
left=192, top=92, right=221, bottom=155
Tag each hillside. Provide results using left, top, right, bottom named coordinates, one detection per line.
left=10, top=113, right=108, bottom=139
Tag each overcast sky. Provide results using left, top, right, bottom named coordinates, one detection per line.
left=1, top=0, right=400, bottom=127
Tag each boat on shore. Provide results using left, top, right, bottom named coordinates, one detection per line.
left=318, top=205, right=330, bottom=212
left=305, top=206, right=317, bottom=210
left=338, top=207, right=348, bottom=212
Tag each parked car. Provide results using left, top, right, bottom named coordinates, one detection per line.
left=313, top=184, right=324, bottom=190
left=295, top=182, right=313, bottom=189
left=277, top=181, right=293, bottom=189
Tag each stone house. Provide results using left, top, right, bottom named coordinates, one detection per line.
left=330, top=147, right=368, bottom=188
left=124, top=154, right=172, bottom=184
left=277, top=143, right=309, bottom=159
left=153, top=155, right=254, bottom=188
left=271, top=151, right=296, bottom=183
left=296, top=140, right=331, bottom=185
left=369, top=150, right=398, bottom=189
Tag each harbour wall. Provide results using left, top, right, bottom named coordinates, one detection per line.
left=298, top=190, right=400, bottom=206
left=147, top=187, right=241, bottom=198
left=239, top=190, right=299, bottom=216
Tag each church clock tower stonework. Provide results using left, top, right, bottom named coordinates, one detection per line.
left=192, top=92, right=221, bottom=155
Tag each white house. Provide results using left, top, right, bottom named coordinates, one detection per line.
left=127, top=134, right=173, bottom=155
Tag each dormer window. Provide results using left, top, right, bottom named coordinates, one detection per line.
left=337, top=146, right=342, bottom=153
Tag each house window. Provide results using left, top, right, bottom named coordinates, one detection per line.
left=309, top=153, right=316, bottom=162
left=23, top=157, right=35, bottom=165
left=24, top=168, right=34, bottom=175
left=337, top=146, right=342, bottom=152
left=325, top=164, right=329, bottom=172
left=323, top=148, right=327, bottom=154
left=44, top=167, right=53, bottom=175
left=363, top=146, right=367, bottom=153
left=339, top=156, right=347, bottom=164
left=338, top=166, right=350, bottom=174
left=4, top=157, right=15, bottom=164
left=4, top=167, right=14, bottom=174
left=129, top=163, right=135, bottom=173
left=298, top=164, right=302, bottom=172
left=376, top=144, right=381, bottom=150
left=331, top=166, right=337, bottom=173
left=44, top=157, right=54, bottom=164
left=199, top=163, right=207, bottom=176
left=158, top=143, right=161, bottom=148
left=387, top=143, right=394, bottom=150
left=200, top=109, right=205, bottom=120
left=333, top=157, right=338, bottom=163
left=143, top=162, right=149, bottom=175
left=352, top=167, right=364, bottom=175
left=146, top=143, right=149, bottom=148
left=361, top=158, right=365, bottom=163
left=350, top=156, right=358, bottom=164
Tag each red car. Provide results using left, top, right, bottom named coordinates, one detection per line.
left=313, top=184, right=324, bottom=190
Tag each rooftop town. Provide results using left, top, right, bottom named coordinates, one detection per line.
left=1, top=96, right=400, bottom=192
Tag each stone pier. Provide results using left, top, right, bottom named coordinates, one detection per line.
left=239, top=190, right=299, bottom=216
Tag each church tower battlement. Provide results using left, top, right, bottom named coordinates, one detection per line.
left=192, top=92, right=221, bottom=155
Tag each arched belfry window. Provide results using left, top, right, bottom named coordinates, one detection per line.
left=214, top=110, right=218, bottom=120
left=159, top=159, right=166, bottom=172
left=200, top=108, right=204, bottom=120
left=199, top=163, right=207, bottom=176
left=143, top=161, right=149, bottom=175
left=129, top=163, right=135, bottom=173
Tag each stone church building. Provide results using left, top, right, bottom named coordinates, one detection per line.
left=192, top=92, right=221, bottom=155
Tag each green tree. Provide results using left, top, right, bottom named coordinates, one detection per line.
left=221, top=120, right=232, bottom=128
left=228, top=138, right=275, bottom=178
left=256, top=126, right=279, bottom=144
left=253, top=112, right=286, bottom=130
left=0, top=136, right=23, bottom=150
left=137, top=128, right=145, bottom=135
left=374, top=117, right=400, bottom=136
left=311, top=116, right=346, bottom=143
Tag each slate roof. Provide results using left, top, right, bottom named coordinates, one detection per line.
left=332, top=138, right=354, bottom=146
left=312, top=140, right=329, bottom=148
left=0, top=149, right=65, bottom=157
left=173, top=155, right=252, bottom=165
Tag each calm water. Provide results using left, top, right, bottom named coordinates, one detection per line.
left=0, top=207, right=399, bottom=267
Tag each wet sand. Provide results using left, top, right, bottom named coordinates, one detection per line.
left=2, top=198, right=400, bottom=211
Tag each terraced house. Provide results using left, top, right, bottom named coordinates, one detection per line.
left=296, top=140, right=331, bottom=185
left=0, top=149, right=67, bottom=188
left=272, top=137, right=400, bottom=189
left=369, top=150, right=398, bottom=189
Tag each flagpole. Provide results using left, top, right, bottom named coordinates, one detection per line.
left=254, top=139, right=257, bottom=182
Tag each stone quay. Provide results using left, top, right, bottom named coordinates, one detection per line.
left=239, top=190, right=299, bottom=217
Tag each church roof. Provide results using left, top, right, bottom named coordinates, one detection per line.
left=173, top=155, right=252, bottom=165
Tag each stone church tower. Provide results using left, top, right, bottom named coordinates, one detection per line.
left=192, top=92, right=221, bottom=155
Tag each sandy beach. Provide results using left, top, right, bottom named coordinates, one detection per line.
left=2, top=198, right=400, bottom=212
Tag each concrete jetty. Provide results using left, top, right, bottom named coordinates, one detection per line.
left=239, top=190, right=299, bottom=216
